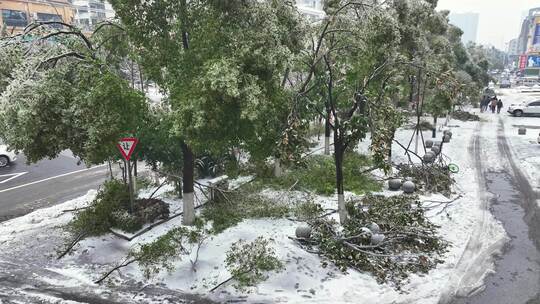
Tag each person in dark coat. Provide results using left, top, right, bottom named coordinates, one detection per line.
left=497, top=99, right=503, bottom=114
left=480, top=96, right=488, bottom=112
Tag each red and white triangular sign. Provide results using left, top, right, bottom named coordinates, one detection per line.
left=117, top=137, right=138, bottom=161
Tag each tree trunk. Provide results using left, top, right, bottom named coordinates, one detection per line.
left=324, top=109, right=331, bottom=155
left=334, top=136, right=347, bottom=224
left=181, top=142, right=195, bottom=225
left=274, top=158, right=283, bottom=177
left=432, top=116, right=438, bottom=138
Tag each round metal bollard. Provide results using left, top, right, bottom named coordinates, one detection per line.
left=368, top=222, right=380, bottom=234
left=431, top=146, right=441, bottom=155
left=425, top=139, right=434, bottom=148
left=388, top=179, right=402, bottom=191
left=423, top=151, right=436, bottom=163
left=443, top=134, right=451, bottom=143
left=371, top=234, right=386, bottom=245
left=402, top=181, right=416, bottom=194
left=443, top=130, right=453, bottom=138
left=295, top=226, right=312, bottom=239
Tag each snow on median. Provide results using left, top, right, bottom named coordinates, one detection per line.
left=0, top=118, right=508, bottom=304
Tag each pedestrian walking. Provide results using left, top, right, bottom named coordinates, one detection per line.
left=497, top=99, right=503, bottom=114
left=480, top=96, right=488, bottom=113
left=490, top=98, right=497, bottom=113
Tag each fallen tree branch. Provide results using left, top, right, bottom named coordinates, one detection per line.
left=57, top=230, right=87, bottom=259
left=95, top=257, right=137, bottom=284
left=62, top=206, right=88, bottom=213
left=149, top=179, right=168, bottom=199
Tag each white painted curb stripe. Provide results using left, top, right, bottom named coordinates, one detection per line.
left=0, top=164, right=107, bottom=194
left=0, top=172, right=28, bottom=184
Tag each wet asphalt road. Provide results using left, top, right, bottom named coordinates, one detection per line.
left=450, top=118, right=540, bottom=304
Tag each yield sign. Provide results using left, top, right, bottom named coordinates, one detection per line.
left=117, top=137, right=138, bottom=161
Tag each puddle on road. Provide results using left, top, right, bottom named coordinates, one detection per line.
left=453, top=171, right=540, bottom=304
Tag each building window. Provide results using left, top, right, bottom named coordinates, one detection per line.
left=89, top=3, right=105, bottom=10
left=36, top=12, right=63, bottom=28
left=2, top=9, right=28, bottom=27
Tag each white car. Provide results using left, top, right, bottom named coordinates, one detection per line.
left=507, top=100, right=540, bottom=117
left=0, top=144, right=17, bottom=168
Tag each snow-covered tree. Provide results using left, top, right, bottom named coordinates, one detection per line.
left=109, top=0, right=305, bottom=224
left=0, top=23, right=147, bottom=165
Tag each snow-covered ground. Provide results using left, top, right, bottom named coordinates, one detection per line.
left=3, top=92, right=537, bottom=303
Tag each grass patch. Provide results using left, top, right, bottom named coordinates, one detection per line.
left=259, top=153, right=381, bottom=196
left=201, top=190, right=290, bottom=234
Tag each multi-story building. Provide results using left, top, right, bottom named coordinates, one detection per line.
left=507, top=38, right=519, bottom=56
left=72, top=0, right=114, bottom=32
left=296, top=0, right=324, bottom=21
left=516, top=7, right=540, bottom=76
left=448, top=12, right=479, bottom=45
left=0, top=0, right=74, bottom=33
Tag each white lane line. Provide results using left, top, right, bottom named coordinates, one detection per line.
left=0, top=172, right=28, bottom=184
left=0, top=164, right=107, bottom=194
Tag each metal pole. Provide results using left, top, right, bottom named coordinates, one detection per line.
left=126, top=159, right=134, bottom=213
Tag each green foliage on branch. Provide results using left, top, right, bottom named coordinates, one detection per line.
left=225, top=237, right=283, bottom=290
left=0, top=31, right=148, bottom=165
left=397, top=164, right=454, bottom=196
left=302, top=195, right=447, bottom=287
left=129, top=222, right=206, bottom=279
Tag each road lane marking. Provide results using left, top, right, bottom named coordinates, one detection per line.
left=0, top=172, right=28, bottom=184
left=0, top=165, right=107, bottom=194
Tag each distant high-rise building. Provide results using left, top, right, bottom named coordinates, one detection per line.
left=508, top=38, right=519, bottom=56
left=448, top=13, right=479, bottom=44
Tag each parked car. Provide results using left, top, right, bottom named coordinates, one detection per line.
left=500, top=79, right=511, bottom=88
left=0, top=144, right=17, bottom=168
left=507, top=100, right=540, bottom=117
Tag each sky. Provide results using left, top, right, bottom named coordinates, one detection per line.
left=436, top=0, right=540, bottom=50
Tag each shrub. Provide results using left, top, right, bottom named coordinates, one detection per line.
left=69, top=179, right=170, bottom=236
left=225, top=237, right=283, bottom=290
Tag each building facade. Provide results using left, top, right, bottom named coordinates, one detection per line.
left=0, top=0, right=74, bottom=33
left=295, top=0, right=324, bottom=21
left=448, top=12, right=479, bottom=44
left=72, top=0, right=114, bottom=32
left=516, top=7, right=540, bottom=76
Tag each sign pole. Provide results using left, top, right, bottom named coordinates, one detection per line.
left=126, top=158, right=134, bottom=213
left=117, top=137, right=139, bottom=214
